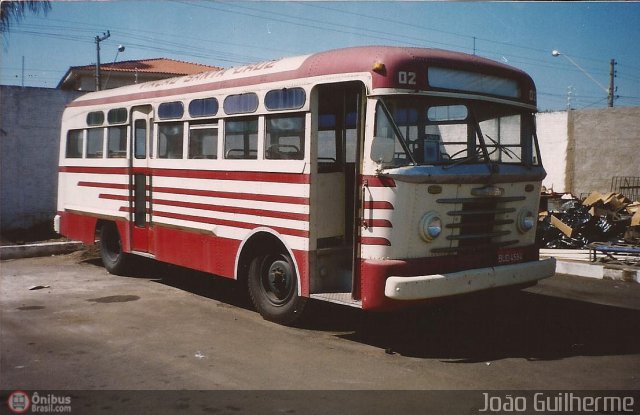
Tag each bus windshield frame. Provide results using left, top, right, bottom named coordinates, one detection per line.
left=371, top=95, right=540, bottom=170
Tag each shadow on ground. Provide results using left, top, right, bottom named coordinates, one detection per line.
left=82, top=254, right=640, bottom=363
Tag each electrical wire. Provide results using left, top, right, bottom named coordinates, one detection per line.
left=3, top=2, right=637, bottom=111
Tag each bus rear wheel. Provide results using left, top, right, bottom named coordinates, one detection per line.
left=248, top=252, right=307, bottom=325
left=100, top=222, right=130, bottom=275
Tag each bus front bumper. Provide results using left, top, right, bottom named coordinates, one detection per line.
left=384, top=258, right=556, bottom=301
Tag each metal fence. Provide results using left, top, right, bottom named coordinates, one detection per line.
left=611, top=176, right=640, bottom=202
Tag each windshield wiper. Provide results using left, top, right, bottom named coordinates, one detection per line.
left=443, top=146, right=484, bottom=169
left=484, top=134, right=522, bottom=162
left=468, top=108, right=497, bottom=174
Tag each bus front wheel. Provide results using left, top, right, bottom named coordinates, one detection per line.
left=100, top=222, right=130, bottom=275
left=248, top=252, right=307, bottom=325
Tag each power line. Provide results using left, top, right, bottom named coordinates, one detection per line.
left=183, top=0, right=623, bottom=83
left=171, top=0, right=468, bottom=51
left=580, top=96, right=609, bottom=109
left=32, top=14, right=298, bottom=59
left=295, top=1, right=628, bottom=70
left=18, top=21, right=263, bottom=64
left=19, top=3, right=634, bottom=85
left=5, top=1, right=637, bottom=111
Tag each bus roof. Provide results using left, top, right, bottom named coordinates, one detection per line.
left=68, top=46, right=536, bottom=108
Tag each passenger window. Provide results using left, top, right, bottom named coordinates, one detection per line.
left=345, top=112, right=358, bottom=163
left=318, top=114, right=338, bottom=165
left=134, top=120, right=146, bottom=159
left=316, top=85, right=360, bottom=172
left=87, top=111, right=104, bottom=126
left=65, top=130, right=83, bottom=158
left=189, top=125, right=218, bottom=159
left=107, top=108, right=128, bottom=124
left=189, top=98, right=218, bottom=118
left=265, top=114, right=305, bottom=160
left=223, top=93, right=258, bottom=115
left=265, top=88, right=306, bottom=111
left=158, top=122, right=184, bottom=159
left=107, top=126, right=127, bottom=158
left=86, top=128, right=104, bottom=158
left=158, top=101, right=184, bottom=120
left=224, top=118, right=257, bottom=159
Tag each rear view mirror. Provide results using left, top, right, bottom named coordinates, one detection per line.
left=370, top=136, right=395, bottom=164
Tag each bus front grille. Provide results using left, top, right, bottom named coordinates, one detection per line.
left=432, top=196, right=523, bottom=254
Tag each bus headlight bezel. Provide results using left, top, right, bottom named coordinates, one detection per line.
left=419, top=212, right=442, bottom=242
left=517, top=209, right=535, bottom=233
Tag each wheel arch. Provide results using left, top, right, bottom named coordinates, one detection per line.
left=235, top=227, right=304, bottom=297
left=95, top=219, right=129, bottom=252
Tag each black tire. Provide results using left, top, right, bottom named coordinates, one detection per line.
left=99, top=222, right=130, bottom=275
left=248, top=252, right=307, bottom=325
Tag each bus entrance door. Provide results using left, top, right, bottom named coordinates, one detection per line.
left=313, top=83, right=363, bottom=298
left=129, top=106, right=154, bottom=255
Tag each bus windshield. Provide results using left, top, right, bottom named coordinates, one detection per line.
left=371, top=96, right=539, bottom=169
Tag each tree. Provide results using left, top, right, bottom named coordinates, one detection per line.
left=0, top=1, right=51, bottom=33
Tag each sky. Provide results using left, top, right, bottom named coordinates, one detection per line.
left=1, top=1, right=640, bottom=111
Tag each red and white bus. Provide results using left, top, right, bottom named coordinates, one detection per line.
left=56, top=46, right=555, bottom=324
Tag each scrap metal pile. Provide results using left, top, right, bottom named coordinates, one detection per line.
left=537, top=191, right=640, bottom=249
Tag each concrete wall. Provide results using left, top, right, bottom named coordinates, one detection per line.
left=0, top=86, right=83, bottom=232
left=536, top=107, right=640, bottom=199
left=568, top=107, right=640, bottom=198
left=536, top=111, right=568, bottom=193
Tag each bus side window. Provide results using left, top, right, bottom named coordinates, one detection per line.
left=134, top=119, right=146, bottom=159
left=158, top=122, right=184, bottom=159
left=189, top=124, right=218, bottom=159
left=107, top=126, right=127, bottom=158
left=345, top=111, right=358, bottom=163
left=318, top=114, right=339, bottom=171
left=86, top=128, right=104, bottom=158
left=66, top=129, right=84, bottom=158
left=265, top=114, right=304, bottom=160
left=224, top=118, right=258, bottom=160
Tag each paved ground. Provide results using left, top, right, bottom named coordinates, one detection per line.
left=1, top=251, right=640, bottom=412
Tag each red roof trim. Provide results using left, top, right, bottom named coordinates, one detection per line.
left=67, top=46, right=535, bottom=108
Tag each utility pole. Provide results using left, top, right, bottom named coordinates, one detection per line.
left=608, top=58, right=616, bottom=107
left=567, top=85, right=574, bottom=110
left=95, top=30, right=110, bottom=91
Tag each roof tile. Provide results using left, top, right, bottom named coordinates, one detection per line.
left=72, top=58, right=222, bottom=75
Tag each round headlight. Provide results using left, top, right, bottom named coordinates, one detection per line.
left=517, top=209, right=535, bottom=233
left=419, top=212, right=442, bottom=242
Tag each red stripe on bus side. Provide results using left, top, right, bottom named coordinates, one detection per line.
left=360, top=237, right=391, bottom=246
left=363, top=219, right=392, bottom=228
left=364, top=201, right=394, bottom=210
left=152, top=198, right=309, bottom=221
left=152, top=210, right=309, bottom=238
left=78, top=181, right=130, bottom=190
left=77, top=181, right=307, bottom=205
left=151, top=169, right=310, bottom=184
left=153, top=186, right=309, bottom=205
left=62, top=166, right=310, bottom=184
left=99, top=194, right=129, bottom=201
left=362, top=175, right=396, bottom=188
left=61, top=166, right=127, bottom=175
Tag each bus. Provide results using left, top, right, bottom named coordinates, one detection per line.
left=55, top=46, right=556, bottom=325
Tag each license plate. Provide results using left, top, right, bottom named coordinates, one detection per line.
left=497, top=248, right=524, bottom=265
